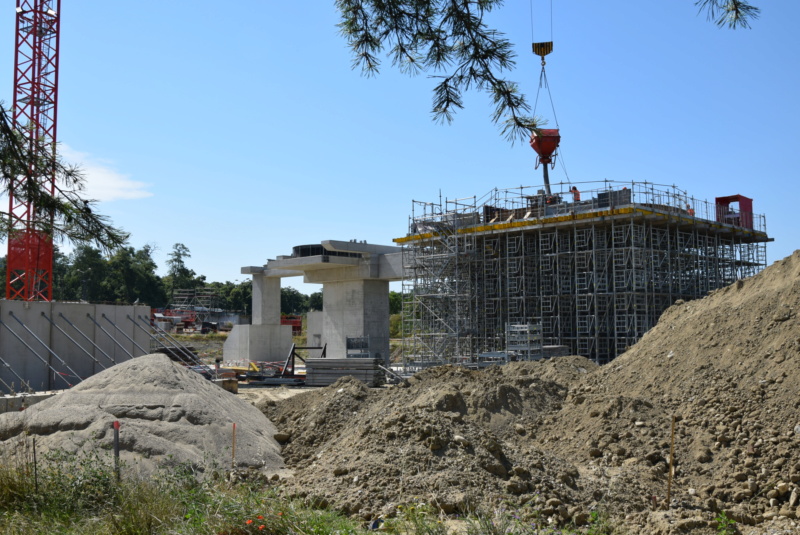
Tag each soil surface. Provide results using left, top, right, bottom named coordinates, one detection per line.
left=258, top=250, right=800, bottom=534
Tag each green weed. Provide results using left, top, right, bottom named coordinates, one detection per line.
left=585, top=510, right=615, bottom=535
left=383, top=502, right=449, bottom=535
left=715, top=511, right=738, bottom=535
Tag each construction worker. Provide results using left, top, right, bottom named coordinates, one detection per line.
left=570, top=186, right=581, bottom=202
left=686, top=203, right=695, bottom=216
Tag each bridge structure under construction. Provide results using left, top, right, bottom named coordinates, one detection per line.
left=395, top=180, right=771, bottom=365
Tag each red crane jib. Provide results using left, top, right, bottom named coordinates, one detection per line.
left=530, top=129, right=561, bottom=164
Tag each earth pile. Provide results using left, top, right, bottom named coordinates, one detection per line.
left=263, top=251, right=800, bottom=534
left=0, top=354, right=286, bottom=478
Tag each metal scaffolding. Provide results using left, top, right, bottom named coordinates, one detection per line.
left=169, top=288, right=220, bottom=324
left=398, top=181, right=770, bottom=366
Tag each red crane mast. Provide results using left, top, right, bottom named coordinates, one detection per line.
left=6, top=0, right=61, bottom=300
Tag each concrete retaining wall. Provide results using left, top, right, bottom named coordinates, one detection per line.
left=0, top=392, right=56, bottom=414
left=0, top=302, right=151, bottom=393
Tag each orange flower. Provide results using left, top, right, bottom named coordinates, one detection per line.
left=246, top=519, right=253, bottom=525
left=259, top=526, right=265, bottom=531
left=277, top=512, right=283, bottom=516
left=257, top=515, right=264, bottom=520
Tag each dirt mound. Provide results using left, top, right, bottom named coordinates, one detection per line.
left=570, top=250, right=800, bottom=533
left=0, top=354, right=286, bottom=478
left=263, top=251, right=800, bottom=534
left=263, top=357, right=601, bottom=523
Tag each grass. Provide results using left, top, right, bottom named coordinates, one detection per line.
left=173, top=332, right=229, bottom=344
left=0, top=446, right=356, bottom=535
left=172, top=332, right=228, bottom=362
left=0, top=447, right=619, bottom=534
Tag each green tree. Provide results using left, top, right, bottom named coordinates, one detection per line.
left=60, top=245, right=108, bottom=302
left=281, top=287, right=309, bottom=315
left=207, top=281, right=232, bottom=310
left=228, top=280, right=252, bottom=313
left=130, top=245, right=167, bottom=306
left=208, top=280, right=252, bottom=312
left=163, top=243, right=205, bottom=299
left=389, top=313, right=402, bottom=338
left=50, top=246, right=70, bottom=301
left=389, top=290, right=402, bottom=315
left=102, top=245, right=166, bottom=306
left=309, top=291, right=323, bottom=311
left=335, top=0, right=760, bottom=142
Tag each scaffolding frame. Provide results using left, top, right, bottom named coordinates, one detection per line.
left=169, top=288, right=220, bottom=324
left=399, top=181, right=770, bottom=366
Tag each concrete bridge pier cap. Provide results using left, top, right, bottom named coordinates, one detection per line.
left=227, top=240, right=403, bottom=365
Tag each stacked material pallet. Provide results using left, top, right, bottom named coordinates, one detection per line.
left=305, top=358, right=384, bottom=387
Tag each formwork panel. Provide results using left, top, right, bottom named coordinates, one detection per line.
left=0, top=301, right=52, bottom=391
left=51, top=302, right=101, bottom=381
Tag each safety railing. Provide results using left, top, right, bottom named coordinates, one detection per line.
left=407, top=180, right=767, bottom=235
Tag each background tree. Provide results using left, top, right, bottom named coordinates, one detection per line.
left=309, top=291, right=323, bottom=311
left=389, top=290, right=402, bottom=315
left=389, top=312, right=402, bottom=338
left=128, top=245, right=167, bottom=306
left=228, top=280, right=252, bottom=313
left=209, top=280, right=253, bottom=313
left=50, top=247, right=70, bottom=301
left=335, top=0, right=760, bottom=142
left=103, top=245, right=167, bottom=306
left=60, top=245, right=107, bottom=301
left=163, top=243, right=205, bottom=300
left=208, top=281, right=233, bottom=311
left=281, top=287, right=310, bottom=315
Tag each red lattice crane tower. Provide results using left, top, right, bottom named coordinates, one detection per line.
left=6, top=0, right=61, bottom=300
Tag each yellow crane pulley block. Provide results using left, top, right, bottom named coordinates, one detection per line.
left=532, top=41, right=553, bottom=65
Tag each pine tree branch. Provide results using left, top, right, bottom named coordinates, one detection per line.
left=696, top=0, right=760, bottom=29
left=336, top=1, right=761, bottom=142
left=0, top=103, right=129, bottom=253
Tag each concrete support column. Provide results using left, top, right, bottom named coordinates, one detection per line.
left=322, top=279, right=390, bottom=365
left=251, top=275, right=281, bottom=326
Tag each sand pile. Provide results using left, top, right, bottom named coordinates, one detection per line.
left=262, top=251, right=800, bottom=534
left=0, top=354, right=285, bottom=478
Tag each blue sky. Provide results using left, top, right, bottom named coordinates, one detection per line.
left=1, top=1, right=797, bottom=296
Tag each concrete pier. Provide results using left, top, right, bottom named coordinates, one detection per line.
left=229, top=240, right=402, bottom=365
